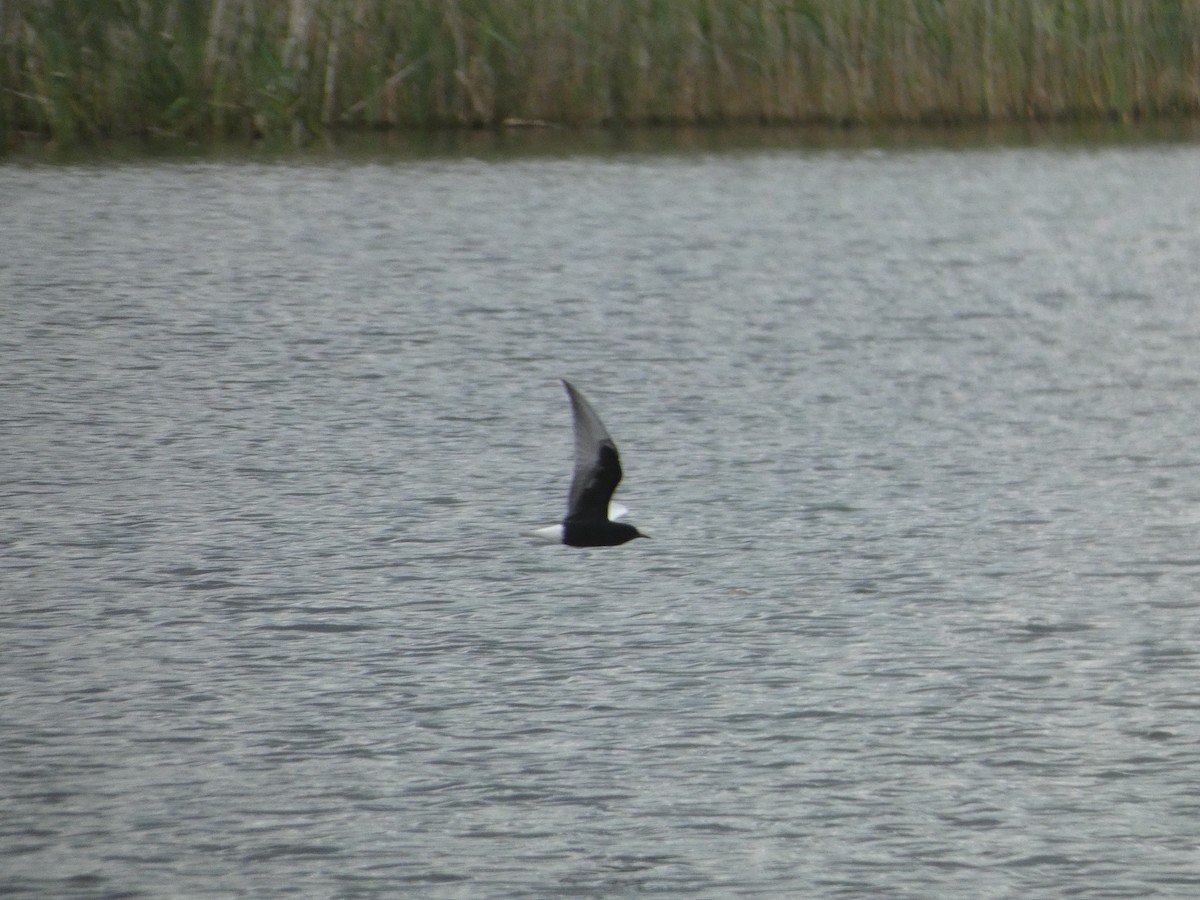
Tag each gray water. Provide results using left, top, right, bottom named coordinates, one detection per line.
left=3, top=136, right=1200, bottom=898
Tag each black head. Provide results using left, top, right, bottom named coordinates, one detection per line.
left=616, top=524, right=650, bottom=545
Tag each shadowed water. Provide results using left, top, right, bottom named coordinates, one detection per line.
left=3, top=136, right=1200, bottom=897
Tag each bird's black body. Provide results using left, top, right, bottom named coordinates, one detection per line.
left=563, top=518, right=644, bottom=547
left=556, top=380, right=647, bottom=548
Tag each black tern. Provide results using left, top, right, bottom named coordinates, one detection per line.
left=529, top=379, right=648, bottom=547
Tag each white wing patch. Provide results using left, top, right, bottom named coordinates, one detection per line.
left=608, top=502, right=629, bottom=521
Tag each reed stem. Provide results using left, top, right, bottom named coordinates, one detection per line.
left=3, top=0, right=1199, bottom=147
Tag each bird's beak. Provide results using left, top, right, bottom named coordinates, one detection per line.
left=636, top=533, right=651, bottom=540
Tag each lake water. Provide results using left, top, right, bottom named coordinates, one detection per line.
left=4, top=131, right=1200, bottom=897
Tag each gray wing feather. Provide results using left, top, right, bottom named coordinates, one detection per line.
left=562, top=379, right=622, bottom=520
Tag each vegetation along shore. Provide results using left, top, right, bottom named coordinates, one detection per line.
left=3, top=0, right=1200, bottom=148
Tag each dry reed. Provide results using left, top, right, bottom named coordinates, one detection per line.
left=3, top=0, right=1199, bottom=147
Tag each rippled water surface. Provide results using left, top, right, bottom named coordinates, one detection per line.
left=4, top=137, right=1200, bottom=897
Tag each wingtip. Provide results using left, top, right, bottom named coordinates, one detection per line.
left=561, top=378, right=585, bottom=405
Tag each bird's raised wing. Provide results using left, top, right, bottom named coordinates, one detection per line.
left=562, top=379, right=623, bottom=523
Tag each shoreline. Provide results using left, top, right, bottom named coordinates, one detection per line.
left=6, top=117, right=1200, bottom=165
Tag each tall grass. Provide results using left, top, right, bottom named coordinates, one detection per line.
left=3, top=0, right=1200, bottom=147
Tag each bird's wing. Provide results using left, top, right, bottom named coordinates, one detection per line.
left=562, top=379, right=623, bottom=522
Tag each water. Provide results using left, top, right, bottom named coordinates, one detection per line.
left=4, top=135, right=1200, bottom=897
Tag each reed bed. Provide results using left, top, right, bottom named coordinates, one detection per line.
left=3, top=0, right=1200, bottom=146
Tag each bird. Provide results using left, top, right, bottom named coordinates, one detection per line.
left=528, top=379, right=649, bottom=547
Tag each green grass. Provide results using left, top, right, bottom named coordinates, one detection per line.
left=4, top=0, right=1200, bottom=148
